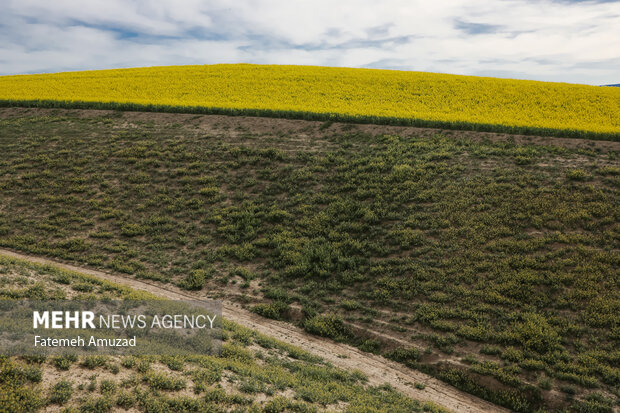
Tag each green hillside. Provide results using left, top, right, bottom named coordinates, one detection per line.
left=0, top=109, right=618, bottom=412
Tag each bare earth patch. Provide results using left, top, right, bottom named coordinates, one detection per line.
left=1, top=107, right=617, bottom=152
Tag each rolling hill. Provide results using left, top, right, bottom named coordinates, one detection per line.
left=0, top=64, right=619, bottom=139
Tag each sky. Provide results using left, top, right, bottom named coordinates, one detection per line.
left=1, top=0, right=619, bottom=85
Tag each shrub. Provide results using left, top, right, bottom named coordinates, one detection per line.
left=78, top=396, right=114, bottom=412
left=512, top=313, right=560, bottom=353
left=49, top=380, right=73, bottom=405
left=161, top=355, right=184, bottom=371
left=221, top=344, right=252, bottom=362
left=340, top=299, right=361, bottom=311
left=81, top=355, right=107, bottom=369
left=53, top=354, right=78, bottom=370
left=262, top=396, right=311, bottom=413
left=120, top=223, right=146, bottom=237
left=480, top=345, right=503, bottom=356
left=52, top=273, right=72, bottom=284
left=99, top=379, right=116, bottom=395
left=191, top=368, right=221, bottom=387
left=520, top=358, right=546, bottom=371
left=389, top=227, right=424, bottom=248
left=144, top=372, right=186, bottom=391
left=571, top=393, right=614, bottom=413
left=181, top=269, right=208, bottom=290
left=87, top=376, right=97, bottom=392
left=108, top=364, right=120, bottom=374
left=560, top=384, right=576, bottom=395
left=120, top=356, right=136, bottom=369
left=566, top=169, right=588, bottom=181
left=23, top=366, right=42, bottom=383
left=251, top=301, right=289, bottom=320
left=358, top=339, right=382, bottom=354
left=538, top=376, right=552, bottom=390
left=198, top=186, right=219, bottom=200
left=136, top=359, right=151, bottom=373
left=115, top=391, right=136, bottom=409
left=0, top=385, right=42, bottom=412
left=72, top=282, right=94, bottom=292
left=229, top=266, right=256, bottom=281
left=303, top=314, right=350, bottom=341
left=501, top=347, right=524, bottom=363
left=385, top=347, right=421, bottom=368
left=21, top=354, right=47, bottom=364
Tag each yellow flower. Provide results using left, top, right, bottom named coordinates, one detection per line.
left=0, top=64, right=618, bottom=137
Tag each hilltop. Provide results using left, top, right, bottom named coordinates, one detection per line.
left=0, top=64, right=619, bottom=140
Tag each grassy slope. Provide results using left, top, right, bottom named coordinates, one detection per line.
left=0, top=254, right=441, bottom=413
left=0, top=111, right=618, bottom=412
left=0, top=64, right=619, bottom=140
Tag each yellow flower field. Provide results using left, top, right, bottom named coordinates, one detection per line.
left=0, top=64, right=619, bottom=137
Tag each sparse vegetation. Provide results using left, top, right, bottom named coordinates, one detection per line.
left=0, top=255, right=439, bottom=412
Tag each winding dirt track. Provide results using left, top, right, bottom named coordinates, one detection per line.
left=0, top=248, right=508, bottom=413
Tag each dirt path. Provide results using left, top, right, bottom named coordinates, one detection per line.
left=1, top=106, right=618, bottom=152
left=0, top=247, right=509, bottom=413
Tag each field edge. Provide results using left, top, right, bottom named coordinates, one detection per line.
left=1, top=99, right=618, bottom=142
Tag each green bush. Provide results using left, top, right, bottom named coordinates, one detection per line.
left=49, top=380, right=73, bottom=405
left=251, top=301, right=289, bottom=320
left=358, top=339, right=382, bottom=354
left=144, top=372, right=186, bottom=391
left=120, top=356, right=136, bottom=369
left=520, top=358, right=546, bottom=371
left=115, top=391, right=136, bottom=409
left=161, top=355, right=184, bottom=371
left=262, top=395, right=313, bottom=413
left=72, top=282, right=94, bottom=292
left=136, top=359, right=151, bottom=373
left=81, top=356, right=107, bottom=369
left=570, top=393, right=614, bottom=413
left=99, top=379, right=116, bottom=395
left=181, top=269, right=209, bottom=290
left=501, top=347, right=524, bottom=363
left=512, top=313, right=560, bottom=353
left=78, top=396, right=114, bottom=412
left=190, top=368, right=221, bottom=387
left=52, top=273, right=72, bottom=284
left=566, top=169, right=588, bottom=181
left=385, top=347, right=421, bottom=368
left=221, top=344, right=253, bottom=362
left=480, top=345, right=502, bottom=356
left=340, top=299, right=361, bottom=311
left=0, top=386, right=43, bottom=412
left=303, top=314, right=350, bottom=341
left=538, top=376, right=552, bottom=390
left=23, top=366, right=42, bottom=383
left=120, top=223, right=147, bottom=237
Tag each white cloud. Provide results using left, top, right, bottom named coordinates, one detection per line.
left=0, top=0, right=618, bottom=84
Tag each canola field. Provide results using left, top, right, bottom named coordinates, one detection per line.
left=0, top=64, right=619, bottom=139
